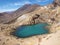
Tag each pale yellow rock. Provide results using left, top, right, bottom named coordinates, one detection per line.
left=57, top=6, right=60, bottom=14
left=40, top=30, right=60, bottom=45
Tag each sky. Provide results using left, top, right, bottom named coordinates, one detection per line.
left=0, top=0, right=54, bottom=13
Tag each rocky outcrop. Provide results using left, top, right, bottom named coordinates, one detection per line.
left=54, top=0, right=60, bottom=6
left=15, top=6, right=60, bottom=25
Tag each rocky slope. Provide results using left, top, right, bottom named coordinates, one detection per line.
left=15, top=6, right=60, bottom=25
left=0, top=0, right=60, bottom=24
left=0, top=13, right=12, bottom=23
left=0, top=4, right=40, bottom=24
left=54, top=0, right=60, bottom=6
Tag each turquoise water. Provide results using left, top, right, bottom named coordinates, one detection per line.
left=13, top=23, right=49, bottom=38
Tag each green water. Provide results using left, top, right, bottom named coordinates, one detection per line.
left=13, top=23, right=49, bottom=38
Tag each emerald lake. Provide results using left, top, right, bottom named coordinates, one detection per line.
left=13, top=23, right=49, bottom=38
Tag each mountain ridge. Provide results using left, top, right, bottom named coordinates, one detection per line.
left=0, top=4, right=40, bottom=23
left=0, top=0, right=60, bottom=24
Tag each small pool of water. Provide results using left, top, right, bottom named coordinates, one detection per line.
left=13, top=23, right=49, bottom=38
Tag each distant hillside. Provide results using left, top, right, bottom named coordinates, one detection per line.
left=0, top=0, right=60, bottom=24
left=0, top=4, right=40, bottom=23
